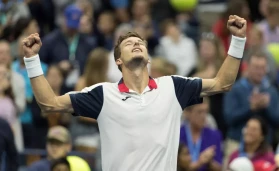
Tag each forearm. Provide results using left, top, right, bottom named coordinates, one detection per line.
left=209, top=160, right=221, bottom=171
left=215, top=56, right=241, bottom=89
left=30, top=75, right=60, bottom=112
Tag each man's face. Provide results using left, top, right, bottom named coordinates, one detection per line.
left=117, top=36, right=149, bottom=70
left=47, top=140, right=71, bottom=160
left=0, top=42, right=11, bottom=66
left=188, top=103, right=208, bottom=129
left=247, top=56, right=267, bottom=84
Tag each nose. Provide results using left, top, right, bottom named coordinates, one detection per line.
left=134, top=41, right=140, bottom=46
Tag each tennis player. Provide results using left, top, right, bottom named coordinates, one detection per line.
left=22, top=15, right=246, bottom=171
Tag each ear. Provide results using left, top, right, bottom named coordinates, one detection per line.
left=116, top=58, right=123, bottom=66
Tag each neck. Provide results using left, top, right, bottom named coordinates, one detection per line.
left=190, top=124, right=202, bottom=142
left=122, top=67, right=149, bottom=94
left=245, top=142, right=261, bottom=154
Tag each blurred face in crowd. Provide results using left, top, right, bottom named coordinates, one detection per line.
left=46, top=66, right=64, bottom=92
left=248, top=27, right=263, bottom=47
left=52, top=164, right=70, bottom=171
left=98, top=12, right=115, bottom=35
left=243, top=119, right=264, bottom=146
left=188, top=103, right=208, bottom=129
left=165, top=24, right=181, bottom=39
left=47, top=139, right=71, bottom=160
left=177, top=145, right=191, bottom=170
left=117, top=36, right=149, bottom=70
left=79, top=15, right=92, bottom=34
left=0, top=64, right=10, bottom=93
left=199, top=39, right=216, bottom=62
left=0, top=41, right=11, bottom=67
left=247, top=56, right=267, bottom=84
left=132, top=0, right=149, bottom=19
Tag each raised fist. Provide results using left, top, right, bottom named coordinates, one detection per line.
left=227, top=15, right=247, bottom=38
left=22, top=33, right=42, bottom=58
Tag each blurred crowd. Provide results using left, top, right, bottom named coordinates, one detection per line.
left=0, top=0, right=279, bottom=170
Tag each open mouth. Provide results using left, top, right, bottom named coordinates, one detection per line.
left=132, top=47, right=142, bottom=52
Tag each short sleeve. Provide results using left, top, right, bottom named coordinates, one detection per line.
left=69, top=85, right=104, bottom=119
left=171, top=76, right=203, bottom=109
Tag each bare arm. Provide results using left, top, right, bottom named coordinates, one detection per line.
left=201, top=15, right=247, bottom=97
left=22, top=33, right=73, bottom=113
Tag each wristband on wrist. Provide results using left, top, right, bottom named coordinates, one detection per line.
left=228, top=35, right=246, bottom=59
left=24, top=54, right=44, bottom=78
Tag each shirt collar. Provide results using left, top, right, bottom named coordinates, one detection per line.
left=118, top=76, right=157, bottom=93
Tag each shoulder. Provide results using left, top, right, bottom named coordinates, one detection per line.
left=42, top=29, right=61, bottom=42
left=228, top=150, right=240, bottom=164
left=203, top=127, right=222, bottom=138
left=28, top=159, right=50, bottom=169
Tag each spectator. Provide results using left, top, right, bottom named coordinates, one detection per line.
left=177, top=143, right=191, bottom=171
left=51, top=158, right=70, bottom=171
left=109, top=0, right=129, bottom=23
left=150, top=57, right=171, bottom=78
left=228, top=116, right=275, bottom=171
left=12, top=36, right=48, bottom=149
left=212, top=0, right=252, bottom=52
left=39, top=4, right=96, bottom=92
left=79, top=14, right=93, bottom=35
left=0, top=0, right=30, bottom=27
left=0, top=64, right=16, bottom=128
left=0, top=40, right=25, bottom=152
left=10, top=17, right=40, bottom=59
left=182, top=97, right=218, bottom=130
left=180, top=100, right=222, bottom=171
left=257, top=0, right=279, bottom=45
left=223, top=51, right=279, bottom=161
left=156, top=19, right=198, bottom=77
left=228, top=157, right=254, bottom=171
left=242, top=26, right=278, bottom=84
left=0, top=118, right=19, bottom=171
left=95, top=11, right=116, bottom=50
left=71, top=48, right=109, bottom=153
left=28, top=126, right=72, bottom=171
left=31, top=65, right=69, bottom=149
left=190, top=32, right=226, bottom=137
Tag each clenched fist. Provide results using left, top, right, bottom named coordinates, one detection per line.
left=227, top=15, right=247, bottom=38
left=22, top=33, right=42, bottom=58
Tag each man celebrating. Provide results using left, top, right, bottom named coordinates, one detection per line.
left=22, top=15, right=246, bottom=171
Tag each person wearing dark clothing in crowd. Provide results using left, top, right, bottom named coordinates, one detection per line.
left=0, top=118, right=19, bottom=171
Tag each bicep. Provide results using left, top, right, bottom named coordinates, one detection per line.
left=55, top=94, right=74, bottom=113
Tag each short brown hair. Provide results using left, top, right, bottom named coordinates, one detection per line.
left=113, top=31, right=146, bottom=71
left=247, top=49, right=267, bottom=63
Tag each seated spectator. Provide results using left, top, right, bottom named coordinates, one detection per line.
left=257, top=0, right=279, bottom=45
left=12, top=36, right=48, bottom=149
left=39, top=4, right=96, bottom=92
left=181, top=97, right=218, bottom=130
left=212, top=0, right=252, bottom=52
left=95, top=11, right=116, bottom=50
left=228, top=116, right=275, bottom=171
left=242, top=26, right=277, bottom=84
left=71, top=48, right=109, bottom=153
left=0, top=40, right=25, bottom=151
left=28, top=126, right=72, bottom=171
left=177, top=143, right=191, bottom=171
left=0, top=64, right=16, bottom=129
left=0, top=118, right=18, bottom=171
left=150, top=57, right=177, bottom=78
left=156, top=19, right=197, bottom=77
left=180, top=100, right=222, bottom=171
left=223, top=51, right=279, bottom=161
left=109, top=0, right=129, bottom=22
left=228, top=157, right=254, bottom=171
left=51, top=158, right=70, bottom=171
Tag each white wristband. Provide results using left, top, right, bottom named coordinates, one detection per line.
left=24, top=54, right=44, bottom=78
left=228, top=35, right=246, bottom=59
